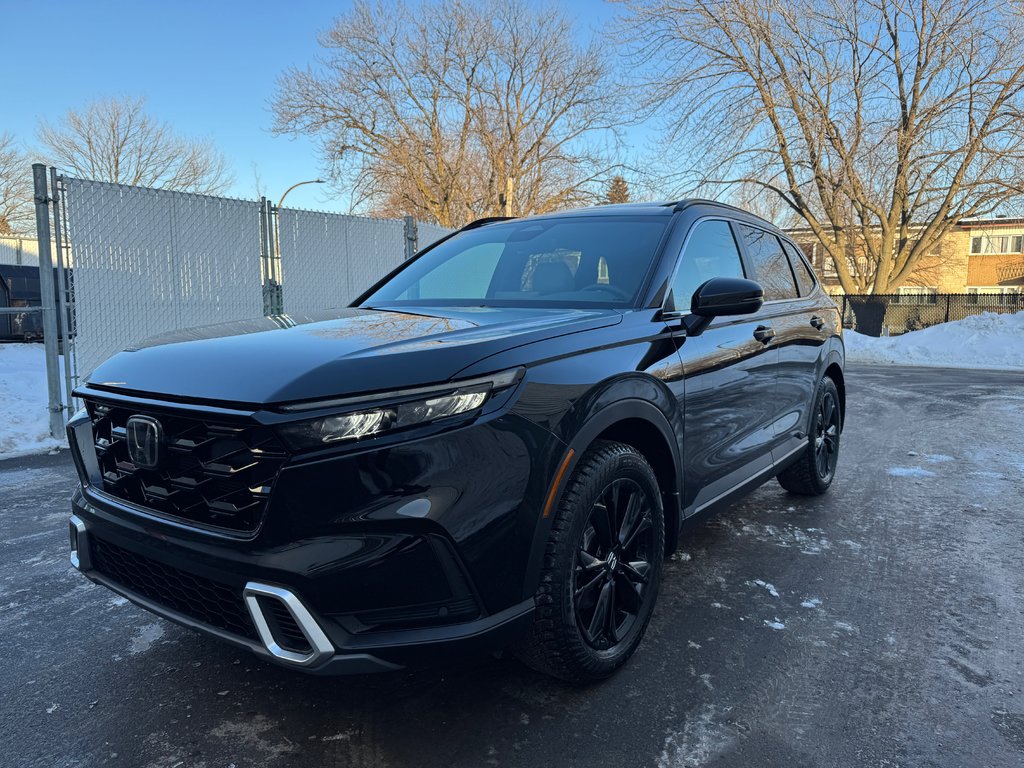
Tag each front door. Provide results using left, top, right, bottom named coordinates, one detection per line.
left=735, top=227, right=828, bottom=463
left=663, top=218, right=779, bottom=514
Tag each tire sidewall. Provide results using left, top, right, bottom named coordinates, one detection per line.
left=555, top=447, right=664, bottom=673
left=812, top=377, right=841, bottom=490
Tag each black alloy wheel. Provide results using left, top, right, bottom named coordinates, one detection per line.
left=518, top=440, right=664, bottom=683
left=574, top=478, right=655, bottom=651
left=814, top=388, right=840, bottom=482
left=777, top=375, right=842, bottom=496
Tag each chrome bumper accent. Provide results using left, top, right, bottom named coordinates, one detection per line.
left=69, top=515, right=89, bottom=570
left=243, top=582, right=335, bottom=667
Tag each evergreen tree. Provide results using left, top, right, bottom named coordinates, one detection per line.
left=605, top=175, right=630, bottom=204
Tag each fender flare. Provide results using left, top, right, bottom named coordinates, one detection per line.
left=520, top=398, right=682, bottom=601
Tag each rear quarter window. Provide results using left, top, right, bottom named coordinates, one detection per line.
left=737, top=225, right=799, bottom=301
left=782, top=241, right=817, bottom=297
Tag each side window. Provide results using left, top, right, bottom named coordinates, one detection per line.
left=782, top=241, right=817, bottom=297
left=737, top=225, right=799, bottom=301
left=670, top=220, right=745, bottom=311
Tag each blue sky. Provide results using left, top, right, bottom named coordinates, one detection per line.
left=5, top=0, right=626, bottom=213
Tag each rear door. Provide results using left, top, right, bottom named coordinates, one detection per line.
left=665, top=218, right=780, bottom=515
left=734, top=225, right=825, bottom=463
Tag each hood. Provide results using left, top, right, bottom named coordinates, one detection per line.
left=85, top=306, right=621, bottom=405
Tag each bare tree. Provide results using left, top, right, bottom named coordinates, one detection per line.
left=604, top=175, right=631, bottom=204
left=39, top=97, right=232, bottom=195
left=621, top=0, right=1024, bottom=293
left=0, top=133, right=33, bottom=236
left=273, top=0, right=621, bottom=227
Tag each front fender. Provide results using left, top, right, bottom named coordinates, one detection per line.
left=516, top=381, right=683, bottom=602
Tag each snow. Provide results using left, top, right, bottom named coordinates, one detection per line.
left=844, top=311, right=1024, bottom=370
left=750, top=579, right=780, bottom=598
left=0, top=343, right=67, bottom=459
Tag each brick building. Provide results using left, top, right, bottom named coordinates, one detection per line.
left=786, top=216, right=1024, bottom=304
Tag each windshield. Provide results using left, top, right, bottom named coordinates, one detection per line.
left=361, top=216, right=670, bottom=309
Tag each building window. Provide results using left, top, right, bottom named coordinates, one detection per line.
left=966, top=286, right=1022, bottom=305
left=894, top=286, right=938, bottom=304
left=970, top=234, right=1024, bottom=254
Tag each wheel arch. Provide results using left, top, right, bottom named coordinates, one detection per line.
left=592, top=417, right=681, bottom=555
left=823, top=361, right=846, bottom=430
left=521, top=399, right=683, bottom=602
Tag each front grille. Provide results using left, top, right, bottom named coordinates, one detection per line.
left=86, top=399, right=288, bottom=534
left=91, top=535, right=257, bottom=641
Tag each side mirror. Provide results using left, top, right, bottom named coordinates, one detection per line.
left=691, top=277, right=764, bottom=317
left=681, top=277, right=764, bottom=337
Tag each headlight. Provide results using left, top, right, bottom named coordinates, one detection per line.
left=278, top=368, right=522, bottom=449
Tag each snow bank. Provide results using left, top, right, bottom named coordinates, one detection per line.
left=845, top=311, right=1024, bottom=371
left=0, top=343, right=67, bottom=459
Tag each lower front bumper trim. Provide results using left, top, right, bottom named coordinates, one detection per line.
left=76, top=548, right=402, bottom=675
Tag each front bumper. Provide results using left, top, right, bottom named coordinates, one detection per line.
left=64, top=387, right=566, bottom=674
left=69, top=498, right=535, bottom=674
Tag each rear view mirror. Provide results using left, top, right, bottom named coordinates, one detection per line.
left=691, top=277, right=764, bottom=317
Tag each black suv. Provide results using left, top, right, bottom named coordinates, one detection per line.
left=67, top=200, right=844, bottom=682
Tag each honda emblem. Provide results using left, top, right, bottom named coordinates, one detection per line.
left=126, top=415, right=163, bottom=469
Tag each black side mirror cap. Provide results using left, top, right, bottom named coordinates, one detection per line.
left=691, top=277, right=764, bottom=318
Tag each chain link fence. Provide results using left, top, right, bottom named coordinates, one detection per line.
left=23, top=168, right=453, bottom=436
left=839, top=293, right=1023, bottom=336
left=417, top=222, right=452, bottom=250
left=275, top=208, right=406, bottom=315
left=63, top=178, right=266, bottom=379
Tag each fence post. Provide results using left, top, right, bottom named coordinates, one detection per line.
left=267, top=200, right=282, bottom=315
left=32, top=163, right=65, bottom=441
left=944, top=295, right=951, bottom=324
left=50, top=168, right=76, bottom=421
left=259, top=197, right=272, bottom=315
left=403, top=216, right=418, bottom=260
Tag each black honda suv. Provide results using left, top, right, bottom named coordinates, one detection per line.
left=66, top=200, right=844, bottom=682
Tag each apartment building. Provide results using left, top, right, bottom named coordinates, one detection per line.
left=787, top=216, right=1024, bottom=302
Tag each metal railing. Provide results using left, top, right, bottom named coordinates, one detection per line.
left=839, top=292, right=1023, bottom=337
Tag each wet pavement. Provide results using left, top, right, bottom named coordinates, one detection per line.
left=2, top=365, right=1023, bottom=767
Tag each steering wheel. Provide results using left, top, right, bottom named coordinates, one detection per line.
left=580, top=283, right=631, bottom=301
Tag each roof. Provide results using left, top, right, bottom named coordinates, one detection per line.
left=463, top=198, right=780, bottom=229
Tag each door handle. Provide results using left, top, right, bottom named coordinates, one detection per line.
left=753, top=325, right=775, bottom=344
left=810, top=315, right=825, bottom=330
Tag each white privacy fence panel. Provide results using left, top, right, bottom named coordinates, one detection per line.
left=64, top=177, right=263, bottom=378
left=0, top=236, right=41, bottom=266
left=417, top=222, right=453, bottom=250
left=276, top=209, right=406, bottom=314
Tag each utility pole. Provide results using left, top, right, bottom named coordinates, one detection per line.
left=277, top=179, right=325, bottom=209
left=503, top=177, right=515, bottom=217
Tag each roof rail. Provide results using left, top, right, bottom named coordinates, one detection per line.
left=460, top=216, right=517, bottom=231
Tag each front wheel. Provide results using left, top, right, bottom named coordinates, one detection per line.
left=518, top=440, right=664, bottom=683
left=777, top=376, right=842, bottom=495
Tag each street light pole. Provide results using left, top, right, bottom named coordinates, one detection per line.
left=277, top=179, right=325, bottom=209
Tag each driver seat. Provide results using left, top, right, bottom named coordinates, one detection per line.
left=532, top=261, right=574, bottom=295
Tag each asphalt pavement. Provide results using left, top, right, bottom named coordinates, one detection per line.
left=2, top=365, right=1023, bottom=768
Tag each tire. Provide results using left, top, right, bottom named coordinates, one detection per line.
left=518, top=440, right=664, bottom=683
left=777, top=376, right=842, bottom=495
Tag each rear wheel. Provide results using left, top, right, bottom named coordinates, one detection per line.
left=777, top=376, right=841, bottom=495
left=518, top=440, right=664, bottom=683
